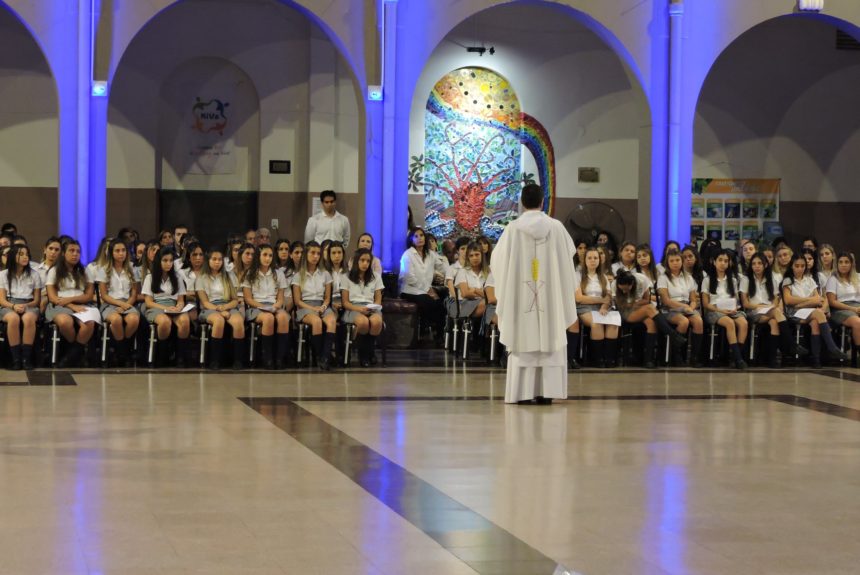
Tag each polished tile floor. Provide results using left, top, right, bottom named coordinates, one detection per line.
left=2, top=355, right=860, bottom=574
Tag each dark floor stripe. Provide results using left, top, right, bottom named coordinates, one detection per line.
left=240, top=397, right=575, bottom=575
left=27, top=371, right=77, bottom=386
left=767, top=395, right=860, bottom=422
left=817, top=369, right=860, bottom=384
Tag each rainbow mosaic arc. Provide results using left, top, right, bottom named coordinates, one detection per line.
left=424, top=67, right=555, bottom=240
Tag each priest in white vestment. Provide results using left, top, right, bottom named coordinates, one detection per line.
left=491, top=184, right=578, bottom=404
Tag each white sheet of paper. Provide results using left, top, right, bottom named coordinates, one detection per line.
left=164, top=303, right=195, bottom=315
left=714, top=298, right=737, bottom=311
left=73, top=307, right=102, bottom=325
left=365, top=303, right=382, bottom=312
left=756, top=306, right=773, bottom=315
left=591, top=310, right=622, bottom=326
left=793, top=308, right=814, bottom=320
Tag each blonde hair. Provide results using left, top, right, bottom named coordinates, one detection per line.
left=772, top=246, right=793, bottom=275
left=818, top=243, right=836, bottom=274
left=580, top=248, right=608, bottom=296
left=200, top=248, right=236, bottom=302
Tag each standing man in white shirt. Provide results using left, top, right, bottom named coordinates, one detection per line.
left=305, top=190, right=351, bottom=249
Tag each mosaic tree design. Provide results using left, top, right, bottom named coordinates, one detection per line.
left=422, top=67, right=555, bottom=240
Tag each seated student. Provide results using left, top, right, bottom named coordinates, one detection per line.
left=96, top=239, right=140, bottom=367
left=635, top=243, right=659, bottom=294
left=681, top=244, right=706, bottom=293
left=46, top=240, right=97, bottom=368
left=573, top=238, right=588, bottom=274
left=444, top=237, right=470, bottom=316
left=818, top=244, right=836, bottom=286
left=0, top=245, right=41, bottom=370
left=178, top=241, right=205, bottom=322
left=224, top=238, right=244, bottom=274
left=242, top=244, right=291, bottom=370
left=740, top=252, right=807, bottom=369
left=701, top=249, right=748, bottom=370
left=342, top=248, right=384, bottom=367
left=454, top=242, right=489, bottom=323
left=197, top=247, right=244, bottom=370
left=292, top=241, right=337, bottom=371
left=613, top=271, right=686, bottom=369
left=656, top=240, right=681, bottom=276
left=782, top=254, right=848, bottom=368
left=86, top=237, right=113, bottom=303
left=232, top=242, right=257, bottom=287
left=611, top=241, right=636, bottom=275
left=826, top=252, right=860, bottom=366
left=324, top=241, right=348, bottom=315
left=771, top=245, right=793, bottom=287
left=354, top=233, right=383, bottom=275
left=274, top=239, right=291, bottom=273
left=142, top=247, right=191, bottom=367
left=575, top=247, right=619, bottom=367
left=657, top=248, right=704, bottom=366
left=739, top=239, right=757, bottom=274
left=398, top=227, right=445, bottom=340
left=34, top=236, right=61, bottom=314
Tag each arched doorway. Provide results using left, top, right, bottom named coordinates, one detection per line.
left=695, top=16, right=860, bottom=250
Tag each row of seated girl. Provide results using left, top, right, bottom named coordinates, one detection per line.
left=0, top=237, right=385, bottom=370
left=568, top=243, right=858, bottom=369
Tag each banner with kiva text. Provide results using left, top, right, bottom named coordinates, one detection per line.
left=185, top=90, right=236, bottom=175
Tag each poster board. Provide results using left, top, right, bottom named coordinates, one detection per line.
left=691, top=179, right=780, bottom=246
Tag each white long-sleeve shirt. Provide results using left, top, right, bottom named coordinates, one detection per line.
left=398, top=247, right=442, bottom=295
left=304, top=210, right=351, bottom=247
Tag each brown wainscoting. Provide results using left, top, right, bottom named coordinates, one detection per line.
left=407, top=194, right=640, bottom=243
left=0, top=187, right=58, bottom=246
left=778, top=201, right=860, bottom=254
left=107, top=188, right=158, bottom=239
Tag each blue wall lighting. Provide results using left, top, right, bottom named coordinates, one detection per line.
left=368, top=85, right=383, bottom=101
left=91, top=81, right=108, bottom=97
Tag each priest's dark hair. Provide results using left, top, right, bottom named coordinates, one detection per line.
left=521, top=184, right=543, bottom=209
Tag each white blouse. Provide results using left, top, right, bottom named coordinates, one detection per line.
left=46, top=267, right=92, bottom=298
left=399, top=248, right=438, bottom=295
left=342, top=274, right=384, bottom=305
left=825, top=275, right=860, bottom=303
left=291, top=268, right=332, bottom=301
left=657, top=272, right=696, bottom=303
left=0, top=269, right=42, bottom=300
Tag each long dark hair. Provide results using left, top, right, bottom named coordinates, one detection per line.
left=660, top=240, right=681, bottom=270
left=286, top=241, right=304, bottom=274
left=181, top=241, right=204, bottom=271
left=150, top=246, right=179, bottom=295
left=744, top=252, right=774, bottom=302
left=681, top=244, right=704, bottom=291
left=324, top=241, right=346, bottom=274
left=5, top=244, right=32, bottom=291
left=783, top=254, right=810, bottom=288
left=707, top=249, right=738, bottom=297
left=347, top=248, right=376, bottom=286
left=55, top=240, right=87, bottom=291
left=801, top=248, right=820, bottom=287
left=613, top=271, right=638, bottom=310
left=274, top=239, right=291, bottom=269
left=244, top=244, right=274, bottom=287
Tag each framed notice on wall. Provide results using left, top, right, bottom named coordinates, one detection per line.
left=691, top=178, right=780, bottom=246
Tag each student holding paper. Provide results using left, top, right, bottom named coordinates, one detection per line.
left=575, top=247, right=619, bottom=367
left=0, top=245, right=41, bottom=369
left=657, top=249, right=704, bottom=366
left=46, top=240, right=97, bottom=368
left=781, top=254, right=848, bottom=368
left=740, top=252, right=808, bottom=368
left=97, top=238, right=140, bottom=367
left=613, top=271, right=686, bottom=369
left=342, top=248, right=384, bottom=367
left=142, top=247, right=191, bottom=367
left=825, top=252, right=860, bottom=365
left=197, top=247, right=245, bottom=370
left=701, top=249, right=748, bottom=369
left=242, top=244, right=291, bottom=370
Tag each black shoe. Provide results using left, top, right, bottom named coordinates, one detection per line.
left=795, top=345, right=810, bottom=358
left=360, top=357, right=371, bottom=368
left=735, top=359, right=748, bottom=370
left=516, top=399, right=534, bottom=405
left=643, top=360, right=656, bottom=369
left=670, top=331, right=687, bottom=347
left=811, top=357, right=822, bottom=369
left=534, top=396, right=553, bottom=405
left=830, top=349, right=850, bottom=362
left=567, top=358, right=581, bottom=370
left=318, top=357, right=331, bottom=371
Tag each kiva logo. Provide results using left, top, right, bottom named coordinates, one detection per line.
left=192, top=97, right=229, bottom=135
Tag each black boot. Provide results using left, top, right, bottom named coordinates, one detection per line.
left=208, top=337, right=223, bottom=370
left=654, top=314, right=686, bottom=347
left=232, top=338, right=245, bottom=370
left=57, top=343, right=84, bottom=368
left=588, top=339, right=605, bottom=368
left=689, top=333, right=704, bottom=367
left=671, top=341, right=685, bottom=366
left=643, top=334, right=657, bottom=368
left=275, top=333, right=291, bottom=369
left=566, top=331, right=581, bottom=369
left=853, top=345, right=859, bottom=369
left=311, top=334, right=325, bottom=369
left=778, top=321, right=808, bottom=360
left=766, top=334, right=780, bottom=369
left=366, top=335, right=378, bottom=367
left=9, top=345, right=22, bottom=370
left=320, top=333, right=336, bottom=370
left=115, top=339, right=129, bottom=368
left=730, top=343, right=747, bottom=369
left=261, top=335, right=274, bottom=370
left=604, top=338, right=619, bottom=368
left=357, top=335, right=371, bottom=368
left=21, top=344, right=33, bottom=370
left=810, top=334, right=822, bottom=368
left=156, top=339, right=170, bottom=367
left=820, top=324, right=850, bottom=362
left=175, top=338, right=189, bottom=368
